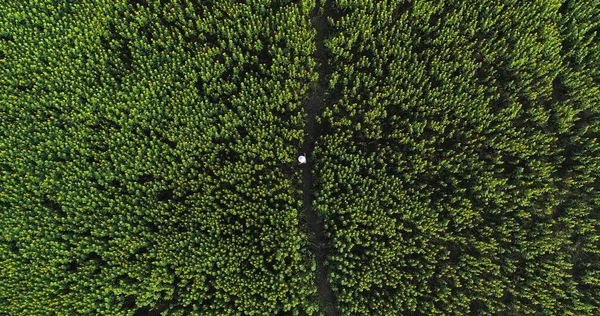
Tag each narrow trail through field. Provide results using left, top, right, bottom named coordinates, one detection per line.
left=302, top=2, right=338, bottom=315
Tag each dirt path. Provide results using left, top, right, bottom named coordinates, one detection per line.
left=302, top=2, right=338, bottom=315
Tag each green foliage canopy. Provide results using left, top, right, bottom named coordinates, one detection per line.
left=314, top=0, right=600, bottom=314
left=0, top=0, right=319, bottom=314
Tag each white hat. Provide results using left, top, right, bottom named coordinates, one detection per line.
left=298, top=155, right=307, bottom=164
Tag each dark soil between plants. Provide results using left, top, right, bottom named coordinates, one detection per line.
left=301, top=2, right=338, bottom=315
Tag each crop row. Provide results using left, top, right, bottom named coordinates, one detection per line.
left=0, top=0, right=319, bottom=314
left=314, top=0, right=600, bottom=314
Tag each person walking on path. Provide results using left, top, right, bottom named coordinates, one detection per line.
left=298, top=154, right=307, bottom=165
